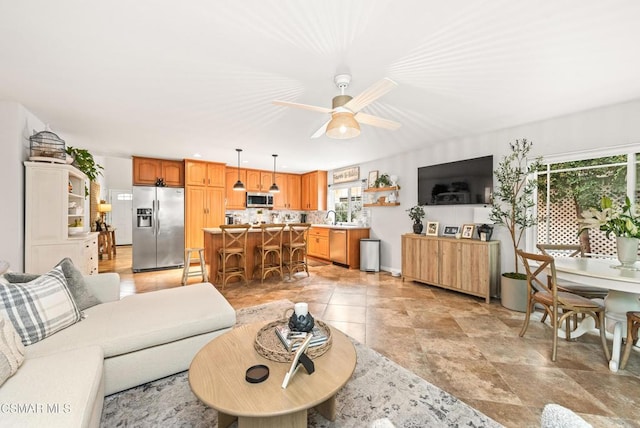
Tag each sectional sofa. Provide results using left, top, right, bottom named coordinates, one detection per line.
left=0, top=271, right=236, bottom=427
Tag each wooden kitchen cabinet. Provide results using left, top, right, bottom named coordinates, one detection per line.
left=133, top=156, right=184, bottom=187
left=401, top=234, right=500, bottom=303
left=185, top=160, right=226, bottom=249
left=186, top=160, right=225, bottom=187
left=308, top=227, right=330, bottom=259
left=273, top=173, right=301, bottom=210
left=300, top=170, right=327, bottom=210
left=225, top=167, right=247, bottom=210
left=245, top=169, right=273, bottom=192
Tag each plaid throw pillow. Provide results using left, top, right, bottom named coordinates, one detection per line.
left=0, top=266, right=81, bottom=346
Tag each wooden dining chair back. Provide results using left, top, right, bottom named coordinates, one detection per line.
left=621, top=311, right=640, bottom=370
left=254, top=223, right=286, bottom=283
left=283, top=223, right=311, bottom=278
left=216, top=224, right=251, bottom=289
left=536, top=244, right=608, bottom=300
left=517, top=249, right=610, bottom=362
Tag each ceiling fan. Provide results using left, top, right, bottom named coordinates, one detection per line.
left=273, top=74, right=401, bottom=139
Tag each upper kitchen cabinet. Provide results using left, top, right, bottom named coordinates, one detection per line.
left=301, top=170, right=327, bottom=211
left=245, top=169, right=273, bottom=192
left=225, top=167, right=247, bottom=210
left=133, top=156, right=184, bottom=187
left=273, top=173, right=301, bottom=210
left=186, top=160, right=225, bottom=187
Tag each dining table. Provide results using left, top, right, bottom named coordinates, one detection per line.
left=551, top=257, right=640, bottom=372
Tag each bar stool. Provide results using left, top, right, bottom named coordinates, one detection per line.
left=181, top=247, right=208, bottom=285
left=216, top=224, right=251, bottom=289
left=283, top=223, right=311, bottom=279
left=253, top=224, right=286, bottom=283
left=621, top=311, right=640, bottom=369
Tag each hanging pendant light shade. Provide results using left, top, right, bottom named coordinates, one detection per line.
left=326, top=112, right=360, bottom=139
left=269, top=154, right=280, bottom=193
left=233, top=148, right=246, bottom=191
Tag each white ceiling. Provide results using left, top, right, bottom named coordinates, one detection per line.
left=2, top=0, right=640, bottom=173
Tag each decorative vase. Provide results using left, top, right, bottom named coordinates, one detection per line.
left=615, top=237, right=639, bottom=269
left=413, top=222, right=423, bottom=234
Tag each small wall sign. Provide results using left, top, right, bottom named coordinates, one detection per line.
left=333, top=166, right=360, bottom=184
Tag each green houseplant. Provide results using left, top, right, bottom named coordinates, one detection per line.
left=490, top=139, right=543, bottom=311
left=407, top=205, right=426, bottom=234
left=66, top=146, right=104, bottom=196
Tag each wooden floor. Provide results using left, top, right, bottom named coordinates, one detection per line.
left=100, top=245, right=640, bottom=427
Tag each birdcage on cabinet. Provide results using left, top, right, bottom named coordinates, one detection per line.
left=29, top=128, right=66, bottom=163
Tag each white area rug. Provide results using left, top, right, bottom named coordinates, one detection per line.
left=101, top=300, right=503, bottom=427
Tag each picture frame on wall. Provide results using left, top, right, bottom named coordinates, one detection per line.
left=367, top=170, right=379, bottom=188
left=442, top=225, right=459, bottom=237
left=461, top=224, right=475, bottom=239
left=425, top=221, right=439, bottom=236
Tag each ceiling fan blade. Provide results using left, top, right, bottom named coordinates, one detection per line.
left=272, top=100, right=332, bottom=114
left=343, top=78, right=397, bottom=113
left=311, top=119, right=331, bottom=138
left=355, top=112, right=401, bottom=130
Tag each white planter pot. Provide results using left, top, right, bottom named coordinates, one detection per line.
left=616, top=237, right=639, bottom=269
left=500, top=275, right=528, bottom=312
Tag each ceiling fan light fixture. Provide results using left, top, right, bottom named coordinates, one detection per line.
left=269, top=154, right=280, bottom=193
left=326, top=112, right=360, bottom=139
left=233, top=148, right=246, bottom=191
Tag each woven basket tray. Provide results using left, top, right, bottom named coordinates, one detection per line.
left=254, top=319, right=333, bottom=363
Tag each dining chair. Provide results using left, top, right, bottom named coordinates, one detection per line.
left=536, top=244, right=608, bottom=299
left=517, top=249, right=610, bottom=362
left=620, top=311, right=640, bottom=369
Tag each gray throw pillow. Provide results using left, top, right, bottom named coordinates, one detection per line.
left=4, top=258, right=100, bottom=311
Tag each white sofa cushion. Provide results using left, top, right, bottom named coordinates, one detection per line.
left=25, top=283, right=236, bottom=359
left=0, top=266, right=81, bottom=345
left=0, top=316, right=25, bottom=386
left=0, top=345, right=104, bottom=428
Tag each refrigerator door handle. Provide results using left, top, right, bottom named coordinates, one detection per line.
left=152, top=200, right=157, bottom=236
left=155, top=199, right=160, bottom=235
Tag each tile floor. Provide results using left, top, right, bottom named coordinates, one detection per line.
left=100, top=246, right=640, bottom=427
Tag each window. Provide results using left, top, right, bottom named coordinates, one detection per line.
left=535, top=149, right=635, bottom=257
left=329, top=182, right=364, bottom=223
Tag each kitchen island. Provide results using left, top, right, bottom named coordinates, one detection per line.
left=203, top=224, right=370, bottom=284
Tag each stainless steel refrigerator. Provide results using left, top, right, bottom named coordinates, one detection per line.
left=132, top=186, right=185, bottom=272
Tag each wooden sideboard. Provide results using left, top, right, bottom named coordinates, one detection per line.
left=401, top=234, right=500, bottom=303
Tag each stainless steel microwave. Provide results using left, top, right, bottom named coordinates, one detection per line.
left=246, top=192, right=274, bottom=208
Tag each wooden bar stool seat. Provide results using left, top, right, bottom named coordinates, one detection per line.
left=621, top=311, right=640, bottom=370
left=182, top=247, right=208, bottom=285
left=253, top=224, right=286, bottom=283
left=283, top=223, right=311, bottom=279
left=216, top=224, right=251, bottom=289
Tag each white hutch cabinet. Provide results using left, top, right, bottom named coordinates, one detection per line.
left=24, top=161, right=99, bottom=275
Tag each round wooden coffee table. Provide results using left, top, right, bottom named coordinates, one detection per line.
left=189, top=321, right=357, bottom=428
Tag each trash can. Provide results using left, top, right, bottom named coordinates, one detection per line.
left=360, top=239, right=380, bottom=272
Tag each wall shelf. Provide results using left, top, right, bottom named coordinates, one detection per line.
left=364, top=202, right=401, bottom=207
left=364, top=185, right=400, bottom=206
left=364, top=186, right=399, bottom=193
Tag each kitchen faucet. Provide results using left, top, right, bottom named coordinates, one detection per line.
left=325, top=210, right=337, bottom=225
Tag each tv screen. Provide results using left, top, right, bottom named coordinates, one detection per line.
left=418, top=156, right=493, bottom=205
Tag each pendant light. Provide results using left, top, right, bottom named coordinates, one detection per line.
left=269, top=154, right=280, bottom=193
left=233, top=148, right=246, bottom=191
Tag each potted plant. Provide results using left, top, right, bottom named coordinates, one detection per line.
left=374, top=173, right=392, bottom=188
left=407, top=205, right=426, bottom=234
left=490, top=139, right=543, bottom=311
left=579, top=196, right=640, bottom=268
left=66, top=146, right=104, bottom=196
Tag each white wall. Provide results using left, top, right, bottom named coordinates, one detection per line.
left=0, top=101, right=46, bottom=271
left=337, top=99, right=640, bottom=274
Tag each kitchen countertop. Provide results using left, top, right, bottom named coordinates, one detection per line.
left=203, top=224, right=370, bottom=234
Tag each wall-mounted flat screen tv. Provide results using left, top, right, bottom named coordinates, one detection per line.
left=418, top=155, right=493, bottom=205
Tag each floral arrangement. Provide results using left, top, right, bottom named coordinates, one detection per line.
left=579, top=196, right=640, bottom=239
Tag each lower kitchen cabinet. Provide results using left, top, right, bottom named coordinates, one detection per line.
left=401, top=234, right=500, bottom=303
left=308, top=226, right=370, bottom=269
